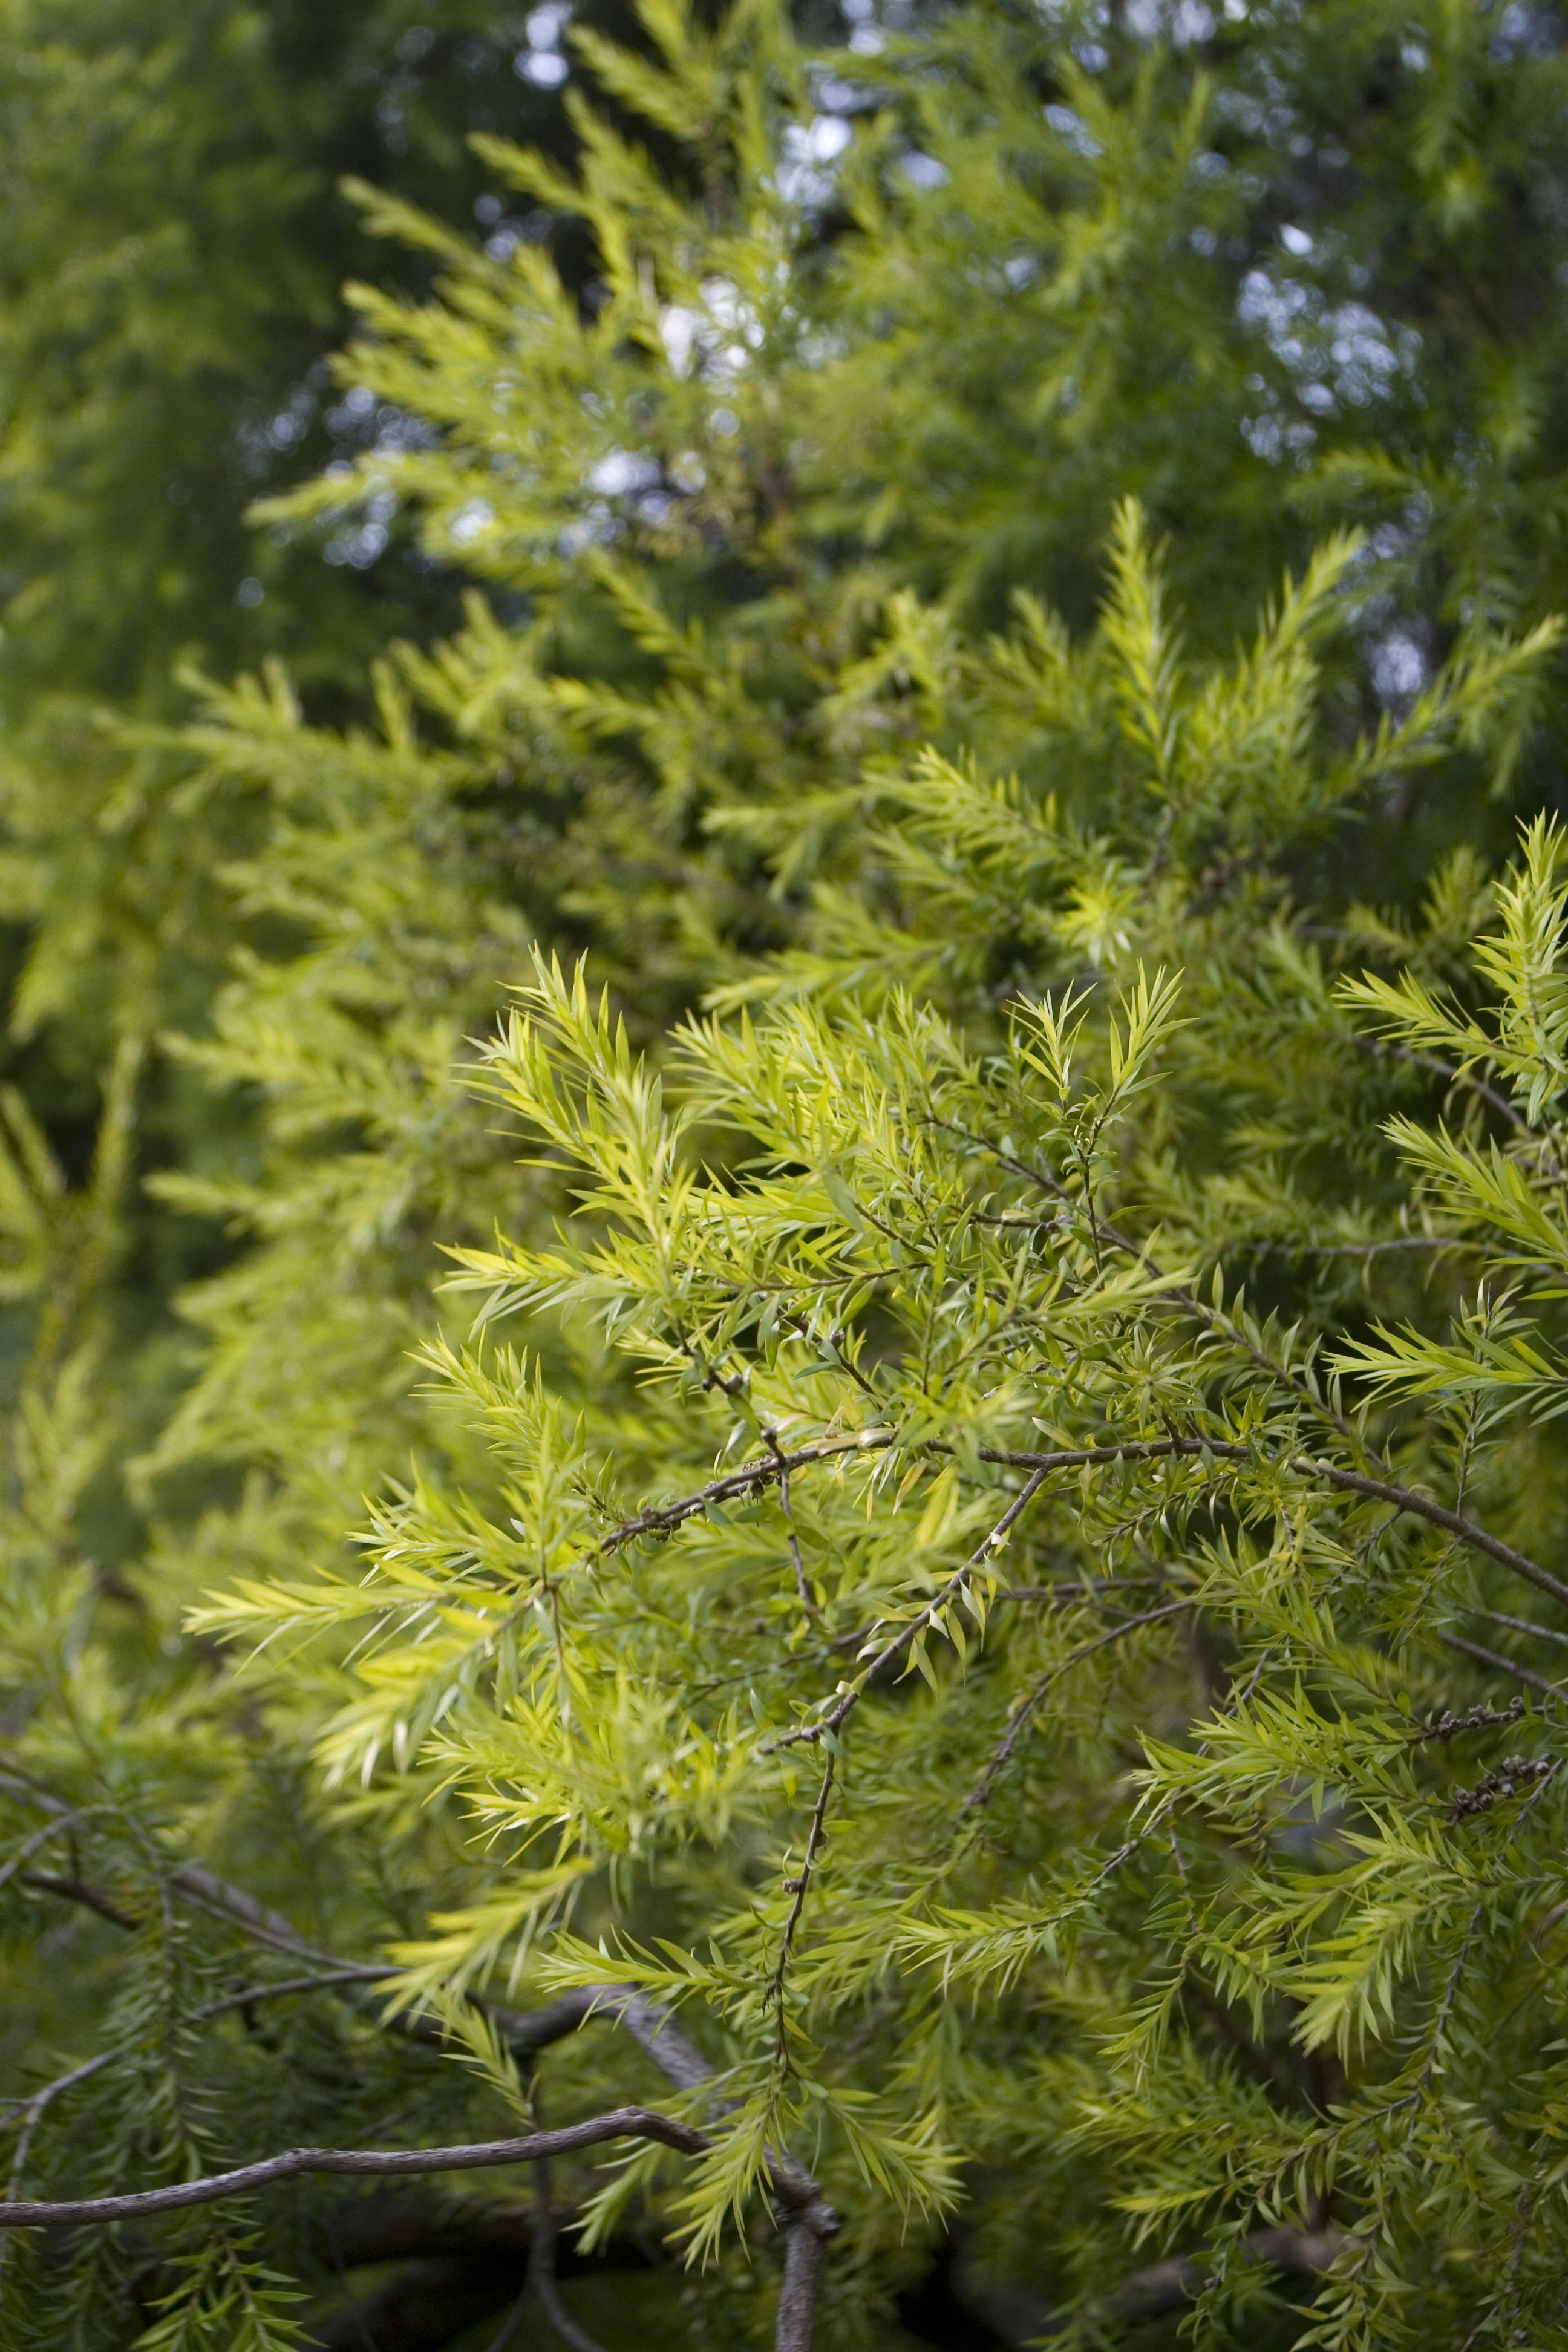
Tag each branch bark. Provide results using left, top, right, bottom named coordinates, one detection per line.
left=1440, top=1631, right=1566, bottom=1700
left=0, top=2108, right=707, bottom=2229
left=16, top=1869, right=138, bottom=1931
left=975, top=1438, right=1568, bottom=1616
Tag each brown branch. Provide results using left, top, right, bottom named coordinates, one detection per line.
left=1439, top=1633, right=1567, bottom=1702
left=606, top=1988, right=716, bottom=2093
left=1298, top=1459, right=1568, bottom=1610
left=0, top=1918, right=826, bottom=2295
left=975, top=1438, right=1568, bottom=1615
left=828, top=1465, right=1053, bottom=1733
left=604, top=1987, right=838, bottom=2331
left=0, top=1805, right=116, bottom=1897
left=524, top=2137, right=607, bottom=2352
left=1474, top=1608, right=1568, bottom=1650
left=768, top=1754, right=837, bottom=2036
left=764, top=1426, right=818, bottom=1626
left=1246, top=1235, right=1471, bottom=1259
left=1351, top=1033, right=1529, bottom=1135
left=0, top=1975, right=609, bottom=2174
left=0, top=2108, right=708, bottom=2230
left=0, top=1800, right=641, bottom=2066
left=0, top=1783, right=837, bottom=2344
left=306, top=2223, right=657, bottom=2352
left=16, top=1870, right=139, bottom=1932
left=776, top=2212, right=830, bottom=2352
left=308, top=2256, right=530, bottom=2352
left=594, top=1428, right=895, bottom=1560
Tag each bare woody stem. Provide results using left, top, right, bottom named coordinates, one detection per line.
left=0, top=1851, right=841, bottom=2352
left=1440, top=1632, right=1566, bottom=1701
left=495, top=1363, right=1563, bottom=1648
left=768, top=1751, right=837, bottom=2043
left=772, top=1425, right=1533, bottom=1766
left=0, top=2109, right=708, bottom=2230
left=764, top=1425, right=818, bottom=1625
left=526, top=2131, right=609, bottom=2352
left=974, top=1440, right=1568, bottom=1616
left=593, top=1428, right=895, bottom=1559
left=776, top=2213, right=829, bottom=2352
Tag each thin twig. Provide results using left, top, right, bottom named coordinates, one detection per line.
left=776, top=2209, right=830, bottom=2352
left=1245, top=1235, right=1471, bottom=1259
left=0, top=1806, right=116, bottom=1898
left=764, top=1426, right=818, bottom=1626
left=1475, top=1609, right=1568, bottom=1651
left=975, top=1439, right=1568, bottom=1615
left=16, top=1870, right=139, bottom=1932
left=1438, top=1633, right=1567, bottom=1702
left=772, top=1467, right=1054, bottom=1753
left=479, top=2281, right=531, bottom=2352
left=961, top=1598, right=1196, bottom=1815
left=594, top=1428, right=895, bottom=1560
left=1420, top=1901, right=1487, bottom=2094
left=768, top=1754, right=837, bottom=2046
left=1352, top=1034, right=1528, bottom=1134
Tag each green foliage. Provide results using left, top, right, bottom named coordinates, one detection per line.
left=8, top=1, right=1568, bottom=2347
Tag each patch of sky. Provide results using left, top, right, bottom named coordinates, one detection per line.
left=1238, top=261, right=1418, bottom=417
left=1490, top=1, right=1561, bottom=57
left=559, top=505, right=625, bottom=556
left=660, top=279, right=765, bottom=380
left=325, top=488, right=398, bottom=569
left=1045, top=105, right=1102, bottom=159
left=516, top=5, right=570, bottom=88
left=446, top=498, right=495, bottom=547
left=590, top=451, right=663, bottom=497
left=1125, top=0, right=1214, bottom=40
left=779, top=113, right=854, bottom=207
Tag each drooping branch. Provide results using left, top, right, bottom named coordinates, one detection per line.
left=0, top=1824, right=840, bottom=2352
left=0, top=1788, right=632, bottom=2066
left=307, top=2256, right=530, bottom=2352
left=523, top=2142, right=608, bottom=2352
left=0, top=2108, right=708, bottom=2229
left=16, top=1869, right=139, bottom=1931
left=305, top=2190, right=661, bottom=2352
left=1440, top=1632, right=1566, bottom=1701
left=1296, top=1457, right=1568, bottom=1611
left=1351, top=1033, right=1529, bottom=1136
left=776, top=2210, right=830, bottom=2352
left=975, top=1439, right=1568, bottom=1617
left=167, top=1859, right=401, bottom=1976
